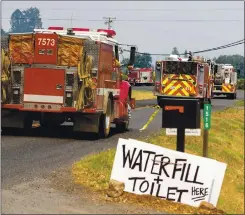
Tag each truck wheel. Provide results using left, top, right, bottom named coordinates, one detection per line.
left=116, top=120, right=129, bottom=133
left=228, top=93, right=235, bottom=100
left=99, top=98, right=112, bottom=138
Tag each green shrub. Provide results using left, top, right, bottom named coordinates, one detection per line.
left=237, top=79, right=244, bottom=90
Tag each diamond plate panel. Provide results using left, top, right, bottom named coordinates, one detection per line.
left=83, top=40, right=99, bottom=69
left=1, top=35, right=9, bottom=51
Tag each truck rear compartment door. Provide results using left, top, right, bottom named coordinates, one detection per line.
left=23, top=68, right=65, bottom=104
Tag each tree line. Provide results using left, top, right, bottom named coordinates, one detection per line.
left=1, top=7, right=244, bottom=78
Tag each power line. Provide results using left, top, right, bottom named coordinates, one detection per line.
left=121, top=39, right=245, bottom=56
left=193, top=40, right=245, bottom=54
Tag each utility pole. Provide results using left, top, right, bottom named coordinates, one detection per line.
left=103, top=17, right=116, bottom=29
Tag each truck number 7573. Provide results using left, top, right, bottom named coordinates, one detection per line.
left=38, top=38, right=55, bottom=46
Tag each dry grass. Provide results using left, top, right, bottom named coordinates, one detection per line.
left=72, top=105, right=244, bottom=214
left=132, top=89, right=156, bottom=100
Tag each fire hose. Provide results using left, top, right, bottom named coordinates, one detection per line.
left=76, top=52, right=95, bottom=110
left=139, top=105, right=161, bottom=131
left=1, top=48, right=11, bottom=104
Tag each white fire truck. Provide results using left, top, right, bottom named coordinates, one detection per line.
left=1, top=26, right=136, bottom=137
left=213, top=64, right=238, bottom=99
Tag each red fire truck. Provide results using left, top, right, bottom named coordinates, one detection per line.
left=128, top=68, right=154, bottom=86
left=1, top=26, right=136, bottom=138
left=154, top=55, right=213, bottom=107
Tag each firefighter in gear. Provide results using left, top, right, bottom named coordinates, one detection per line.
left=113, top=57, right=132, bottom=120
left=119, top=71, right=132, bottom=120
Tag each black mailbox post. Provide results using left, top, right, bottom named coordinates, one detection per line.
left=158, top=97, right=201, bottom=152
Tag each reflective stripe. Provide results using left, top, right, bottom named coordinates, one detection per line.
left=24, top=94, right=63, bottom=103
left=163, top=74, right=196, bottom=96
left=222, top=84, right=234, bottom=92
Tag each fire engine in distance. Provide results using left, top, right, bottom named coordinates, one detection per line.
left=128, top=67, right=154, bottom=86
left=212, top=63, right=238, bottom=99
left=154, top=54, right=214, bottom=107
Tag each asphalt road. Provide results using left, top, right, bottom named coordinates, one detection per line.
left=1, top=89, right=244, bottom=213
left=132, top=85, right=154, bottom=91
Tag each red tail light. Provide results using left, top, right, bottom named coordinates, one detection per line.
left=155, top=81, right=161, bottom=93
left=198, top=84, right=203, bottom=94
left=155, top=81, right=160, bottom=85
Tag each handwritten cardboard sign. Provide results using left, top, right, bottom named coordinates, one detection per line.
left=110, top=138, right=227, bottom=207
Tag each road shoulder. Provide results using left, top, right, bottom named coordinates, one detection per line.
left=2, top=167, right=162, bottom=214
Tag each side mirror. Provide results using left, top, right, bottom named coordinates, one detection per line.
left=214, top=65, right=218, bottom=73
left=128, top=46, right=136, bottom=67
left=115, top=45, right=119, bottom=61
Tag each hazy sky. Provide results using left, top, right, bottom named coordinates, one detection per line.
left=1, top=1, right=244, bottom=62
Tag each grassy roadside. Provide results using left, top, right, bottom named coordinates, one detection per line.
left=237, top=79, right=244, bottom=90
left=72, top=104, right=244, bottom=214
left=132, top=89, right=156, bottom=100
left=235, top=99, right=244, bottom=107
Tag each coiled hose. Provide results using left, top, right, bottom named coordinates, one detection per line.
left=76, top=53, right=95, bottom=110
left=1, top=48, right=11, bottom=104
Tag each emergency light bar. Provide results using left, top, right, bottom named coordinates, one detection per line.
left=97, top=29, right=116, bottom=37
left=46, top=27, right=116, bottom=37
left=72, top=28, right=90, bottom=32
left=71, top=28, right=116, bottom=37
left=48, top=26, right=64, bottom=30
